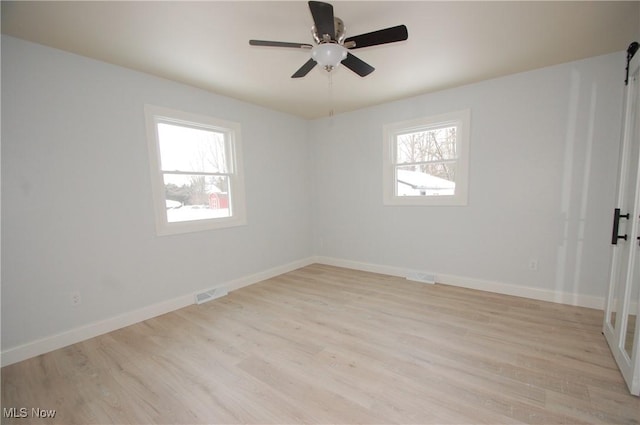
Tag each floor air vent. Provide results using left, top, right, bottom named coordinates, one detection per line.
left=195, top=287, right=228, bottom=305
left=406, top=272, right=436, bottom=284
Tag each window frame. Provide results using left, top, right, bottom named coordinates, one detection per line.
left=383, top=109, right=470, bottom=206
left=144, top=104, right=247, bottom=235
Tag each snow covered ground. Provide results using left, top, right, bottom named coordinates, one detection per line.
left=167, top=206, right=230, bottom=222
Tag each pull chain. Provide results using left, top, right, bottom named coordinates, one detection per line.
left=328, top=71, right=334, bottom=117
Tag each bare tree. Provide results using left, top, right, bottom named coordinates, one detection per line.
left=397, top=126, right=457, bottom=181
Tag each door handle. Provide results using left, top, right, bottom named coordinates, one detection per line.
left=611, top=208, right=630, bottom=245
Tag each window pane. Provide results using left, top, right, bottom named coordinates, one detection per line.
left=163, top=174, right=231, bottom=222
left=396, top=164, right=456, bottom=196
left=396, top=126, right=457, bottom=164
left=157, top=122, right=228, bottom=173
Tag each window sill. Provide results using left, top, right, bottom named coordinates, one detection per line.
left=155, top=215, right=247, bottom=236
left=383, top=194, right=468, bottom=207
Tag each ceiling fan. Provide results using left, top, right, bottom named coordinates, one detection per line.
left=249, top=1, right=408, bottom=78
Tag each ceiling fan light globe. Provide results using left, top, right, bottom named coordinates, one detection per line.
left=311, top=43, right=347, bottom=70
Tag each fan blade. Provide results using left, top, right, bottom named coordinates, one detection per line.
left=292, top=59, right=317, bottom=78
left=250, top=40, right=313, bottom=49
left=344, top=25, right=408, bottom=49
left=309, top=1, right=335, bottom=40
left=341, top=53, right=374, bottom=77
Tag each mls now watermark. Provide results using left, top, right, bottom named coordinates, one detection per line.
left=3, top=407, right=57, bottom=419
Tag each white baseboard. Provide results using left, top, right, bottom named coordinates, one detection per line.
left=1, top=293, right=195, bottom=368
left=222, top=257, right=314, bottom=292
left=313, top=256, right=605, bottom=310
left=2, top=255, right=605, bottom=367
left=1, top=257, right=315, bottom=367
left=313, top=256, right=409, bottom=278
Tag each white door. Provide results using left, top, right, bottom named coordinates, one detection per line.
left=604, top=47, right=640, bottom=396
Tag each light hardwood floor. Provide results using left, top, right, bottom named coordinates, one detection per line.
left=2, top=264, right=639, bottom=424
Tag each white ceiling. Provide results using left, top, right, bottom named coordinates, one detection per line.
left=2, top=1, right=638, bottom=119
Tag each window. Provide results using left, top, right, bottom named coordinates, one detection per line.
left=145, top=105, right=246, bottom=235
left=383, top=109, right=470, bottom=206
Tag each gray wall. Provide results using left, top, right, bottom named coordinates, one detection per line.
left=1, top=36, right=313, bottom=350
left=310, top=51, right=624, bottom=300
left=1, top=34, right=627, bottom=354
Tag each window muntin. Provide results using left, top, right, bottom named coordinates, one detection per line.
left=383, top=110, right=470, bottom=206
left=145, top=105, right=246, bottom=235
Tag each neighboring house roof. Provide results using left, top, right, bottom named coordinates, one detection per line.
left=397, top=169, right=454, bottom=190
left=166, top=199, right=182, bottom=209
left=206, top=183, right=223, bottom=193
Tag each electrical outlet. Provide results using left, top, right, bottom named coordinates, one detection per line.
left=528, top=259, right=539, bottom=271
left=70, top=291, right=82, bottom=306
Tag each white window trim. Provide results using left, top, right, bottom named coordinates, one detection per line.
left=144, top=104, right=247, bottom=235
left=383, top=109, right=470, bottom=206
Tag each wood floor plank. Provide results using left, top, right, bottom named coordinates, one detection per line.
left=2, top=264, right=639, bottom=424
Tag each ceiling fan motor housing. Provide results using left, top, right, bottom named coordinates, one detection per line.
left=312, top=17, right=346, bottom=44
